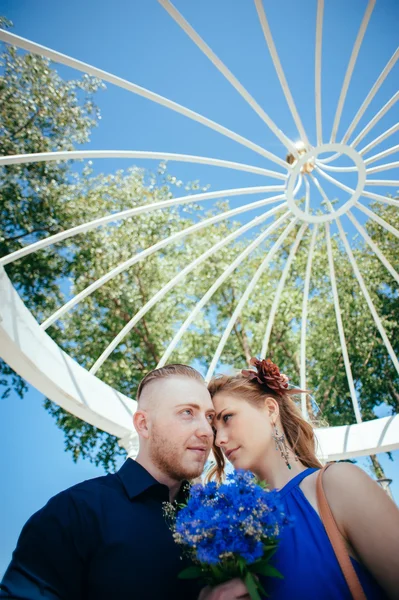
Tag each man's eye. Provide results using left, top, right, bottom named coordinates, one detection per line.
left=207, top=414, right=215, bottom=422
left=182, top=409, right=192, bottom=416
left=223, top=414, right=233, bottom=423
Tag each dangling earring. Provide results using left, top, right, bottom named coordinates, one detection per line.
left=271, top=423, right=297, bottom=470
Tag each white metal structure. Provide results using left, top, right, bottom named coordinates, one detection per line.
left=0, top=0, right=398, bottom=461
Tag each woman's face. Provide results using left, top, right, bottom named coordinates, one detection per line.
left=212, top=392, right=274, bottom=473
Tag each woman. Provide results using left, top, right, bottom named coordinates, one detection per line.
left=208, top=357, right=399, bottom=600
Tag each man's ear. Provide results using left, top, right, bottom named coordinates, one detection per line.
left=133, top=409, right=150, bottom=439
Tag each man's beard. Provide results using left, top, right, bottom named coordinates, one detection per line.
left=149, top=425, right=206, bottom=481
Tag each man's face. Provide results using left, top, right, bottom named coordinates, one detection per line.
left=146, top=377, right=215, bottom=481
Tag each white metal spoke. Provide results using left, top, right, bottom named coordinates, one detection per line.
left=365, top=179, right=399, bottom=188
left=355, top=202, right=399, bottom=239
left=0, top=30, right=288, bottom=168
left=366, top=160, right=399, bottom=175
left=346, top=211, right=399, bottom=285
left=1, top=184, right=284, bottom=267
left=314, top=165, right=399, bottom=208
left=315, top=0, right=324, bottom=146
left=0, top=149, right=287, bottom=179
left=157, top=211, right=292, bottom=367
left=362, top=190, right=399, bottom=208
left=254, top=0, right=309, bottom=147
left=158, top=0, right=297, bottom=155
left=341, top=47, right=399, bottom=145
left=90, top=204, right=285, bottom=374
left=317, top=152, right=342, bottom=164
left=300, top=224, right=319, bottom=418
left=205, top=218, right=300, bottom=381
left=41, top=194, right=287, bottom=330
left=350, top=91, right=399, bottom=149
left=359, top=123, right=399, bottom=156
left=336, top=218, right=399, bottom=376
left=364, top=144, right=399, bottom=165
left=305, top=177, right=310, bottom=214
left=330, top=0, right=375, bottom=143
left=325, top=223, right=362, bottom=424
left=315, top=160, right=357, bottom=173
left=309, top=173, right=335, bottom=213
left=260, top=223, right=308, bottom=359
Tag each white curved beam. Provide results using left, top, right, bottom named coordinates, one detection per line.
left=364, top=144, right=399, bottom=165
left=314, top=165, right=399, bottom=208
left=205, top=218, right=300, bottom=382
left=346, top=211, right=399, bottom=285
left=318, top=154, right=399, bottom=174
left=325, top=222, right=362, bottom=424
left=305, top=177, right=310, bottom=214
left=0, top=150, right=287, bottom=180
left=330, top=0, right=376, bottom=143
left=317, top=152, right=342, bottom=165
left=254, top=0, right=309, bottom=147
left=41, top=192, right=286, bottom=330
left=315, top=415, right=399, bottom=461
left=341, top=47, right=399, bottom=145
left=159, top=0, right=298, bottom=155
left=355, top=202, right=399, bottom=239
left=315, top=161, right=357, bottom=173
left=157, top=211, right=292, bottom=367
left=361, top=190, right=399, bottom=208
left=359, top=123, right=399, bottom=156
left=350, top=91, right=399, bottom=149
left=300, top=224, right=319, bottom=417
left=1, top=266, right=397, bottom=461
left=315, top=0, right=324, bottom=146
left=1, top=184, right=284, bottom=268
left=260, top=223, right=308, bottom=359
left=0, top=30, right=288, bottom=168
left=0, top=266, right=137, bottom=438
left=365, top=179, right=399, bottom=187
left=89, top=202, right=286, bottom=374
left=366, top=160, right=399, bottom=175
left=336, top=217, right=399, bottom=376
left=309, top=173, right=335, bottom=213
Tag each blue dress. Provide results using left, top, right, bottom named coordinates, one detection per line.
left=260, top=468, right=386, bottom=599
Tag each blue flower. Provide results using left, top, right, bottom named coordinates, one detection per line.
left=173, top=470, right=290, bottom=566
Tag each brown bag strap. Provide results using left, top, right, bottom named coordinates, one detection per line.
left=316, top=464, right=367, bottom=600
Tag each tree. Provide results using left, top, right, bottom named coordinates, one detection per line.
left=210, top=203, right=398, bottom=477
left=1, top=36, right=397, bottom=475
left=0, top=28, right=104, bottom=397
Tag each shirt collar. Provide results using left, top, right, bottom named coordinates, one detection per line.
left=116, top=458, right=190, bottom=502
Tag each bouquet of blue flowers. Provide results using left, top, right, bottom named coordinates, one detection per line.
left=164, top=470, right=293, bottom=600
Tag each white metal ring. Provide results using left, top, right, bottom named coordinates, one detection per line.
left=285, top=143, right=366, bottom=224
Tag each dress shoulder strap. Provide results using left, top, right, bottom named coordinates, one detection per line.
left=317, top=464, right=366, bottom=600
left=278, top=467, right=318, bottom=497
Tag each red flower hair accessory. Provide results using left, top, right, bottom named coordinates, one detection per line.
left=242, top=357, right=307, bottom=396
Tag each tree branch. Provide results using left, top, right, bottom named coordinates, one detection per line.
left=112, top=297, right=160, bottom=364
left=3, top=228, right=55, bottom=243
left=10, top=108, right=42, bottom=140
left=319, top=354, right=344, bottom=414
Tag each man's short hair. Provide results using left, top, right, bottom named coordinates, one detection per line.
left=136, top=364, right=204, bottom=402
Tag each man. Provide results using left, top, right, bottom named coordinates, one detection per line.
left=1, top=364, right=248, bottom=600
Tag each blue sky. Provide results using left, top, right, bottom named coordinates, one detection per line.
left=1, top=0, right=398, bottom=578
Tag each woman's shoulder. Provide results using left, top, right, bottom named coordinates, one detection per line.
left=321, top=462, right=376, bottom=504
left=299, top=463, right=373, bottom=520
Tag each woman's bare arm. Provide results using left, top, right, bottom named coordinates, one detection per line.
left=323, top=462, right=399, bottom=599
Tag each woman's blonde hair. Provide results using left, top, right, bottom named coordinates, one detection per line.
left=207, top=372, right=322, bottom=482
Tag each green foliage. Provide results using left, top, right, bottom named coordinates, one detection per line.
left=1, top=41, right=397, bottom=475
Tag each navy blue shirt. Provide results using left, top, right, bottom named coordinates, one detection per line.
left=0, top=459, right=201, bottom=599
